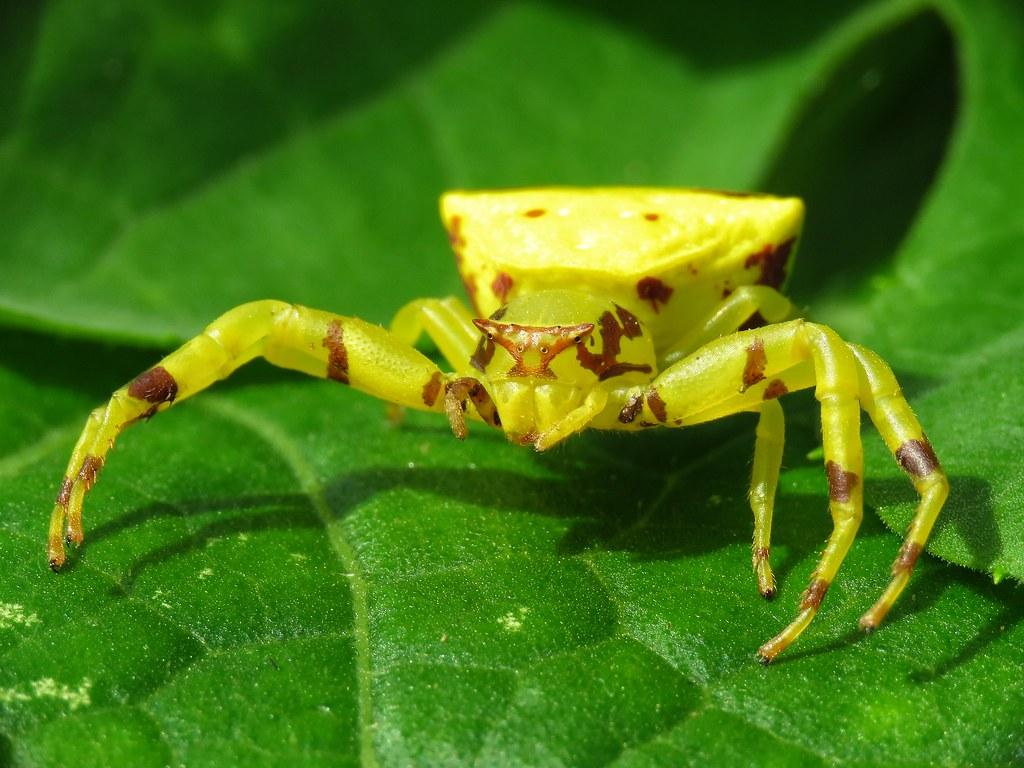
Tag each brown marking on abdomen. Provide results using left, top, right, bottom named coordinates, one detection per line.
left=744, top=238, right=796, bottom=289
left=801, top=578, right=830, bottom=610
left=825, top=460, right=859, bottom=503
left=524, top=208, right=546, bottom=218
left=893, top=541, right=923, bottom=574
left=643, top=212, right=660, bottom=221
left=742, top=338, right=767, bottom=391
left=128, top=366, right=178, bottom=404
left=322, top=320, right=350, bottom=384
left=618, top=394, right=643, bottom=424
left=763, top=379, right=788, bottom=400
left=636, top=276, right=673, bottom=313
left=422, top=371, right=443, bottom=407
left=461, top=273, right=479, bottom=313
left=491, top=272, right=514, bottom=303
left=55, top=476, right=73, bottom=508
left=77, top=455, right=104, bottom=491
left=646, top=389, right=668, bottom=423
left=896, top=438, right=940, bottom=477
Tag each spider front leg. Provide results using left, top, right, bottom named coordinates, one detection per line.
left=48, top=299, right=499, bottom=570
left=614, top=319, right=946, bottom=661
left=661, top=285, right=794, bottom=365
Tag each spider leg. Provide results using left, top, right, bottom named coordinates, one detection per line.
left=750, top=399, right=784, bottom=599
left=389, top=296, right=480, bottom=374
left=609, top=319, right=941, bottom=661
left=661, top=285, right=794, bottom=366
left=48, top=300, right=484, bottom=570
left=847, top=344, right=948, bottom=630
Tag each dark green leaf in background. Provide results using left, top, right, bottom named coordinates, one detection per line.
left=1, top=1, right=1023, bottom=765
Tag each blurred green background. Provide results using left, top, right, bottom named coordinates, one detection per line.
left=1, top=1, right=1023, bottom=765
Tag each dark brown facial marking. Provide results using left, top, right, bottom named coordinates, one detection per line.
left=763, top=379, right=788, bottom=400
left=474, top=319, right=593, bottom=379
left=322, top=320, right=350, bottom=384
left=576, top=308, right=652, bottom=381
left=636, top=276, right=673, bottom=313
left=741, top=338, right=767, bottom=391
left=77, top=455, right=104, bottom=492
left=618, top=393, right=643, bottom=424
left=825, top=460, right=859, bottom=503
left=422, top=371, right=443, bottom=407
left=128, top=366, right=178, bottom=404
left=469, top=334, right=496, bottom=373
left=801, top=578, right=830, bottom=610
left=56, top=476, right=73, bottom=508
left=491, top=271, right=514, bottom=303
left=896, top=438, right=940, bottom=477
left=646, top=389, right=668, bottom=423
left=615, top=305, right=643, bottom=339
left=744, top=238, right=796, bottom=289
left=643, top=212, right=660, bottom=221
left=524, top=208, right=546, bottom=218
left=894, top=541, right=923, bottom=574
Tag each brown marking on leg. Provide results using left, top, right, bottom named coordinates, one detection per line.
left=128, top=366, right=178, bottom=404
left=523, top=208, right=546, bottom=218
left=753, top=547, right=776, bottom=599
left=763, top=378, right=788, bottom=400
left=636, top=276, right=673, bottom=313
left=744, top=238, right=796, bottom=289
left=77, top=455, right=104, bottom=492
left=422, top=371, right=443, bottom=407
left=618, top=394, right=643, bottom=424
left=896, top=438, right=940, bottom=477
left=55, top=477, right=73, bottom=509
left=825, top=460, right=859, bottom=503
left=515, top=429, right=539, bottom=446
left=741, top=338, right=767, bottom=391
left=801, top=577, right=830, bottom=610
left=893, top=541, right=923, bottom=574
left=322, top=320, right=350, bottom=384
left=646, top=389, right=668, bottom=423
left=491, top=271, right=514, bottom=303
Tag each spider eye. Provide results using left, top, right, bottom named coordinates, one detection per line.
left=515, top=343, right=525, bottom=353
left=573, top=336, right=581, bottom=344
left=486, top=332, right=494, bottom=340
left=539, top=346, right=549, bottom=355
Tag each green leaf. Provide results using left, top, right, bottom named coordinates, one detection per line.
left=2, top=1, right=1024, bottom=765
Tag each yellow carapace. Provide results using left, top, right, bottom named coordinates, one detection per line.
left=48, top=188, right=948, bottom=662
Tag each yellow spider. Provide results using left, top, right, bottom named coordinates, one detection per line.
left=47, top=188, right=948, bottom=663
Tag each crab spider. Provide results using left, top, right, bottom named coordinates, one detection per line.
left=48, top=188, right=948, bottom=662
